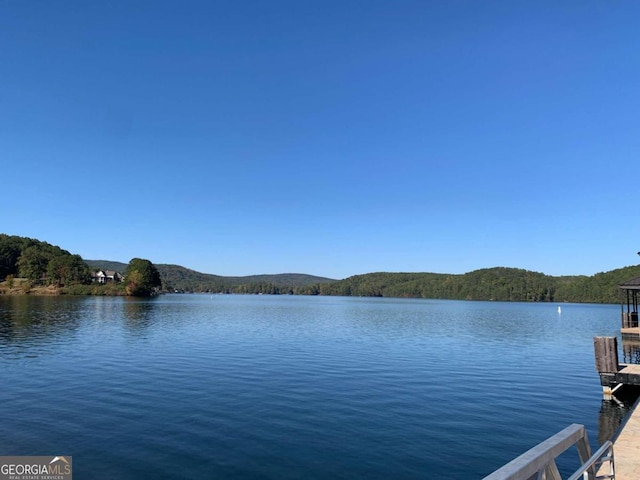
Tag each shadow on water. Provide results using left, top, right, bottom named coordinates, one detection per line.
left=122, top=297, right=158, bottom=335
left=621, top=338, right=640, bottom=364
left=0, top=296, right=84, bottom=346
left=598, top=386, right=640, bottom=445
left=595, top=339, right=640, bottom=445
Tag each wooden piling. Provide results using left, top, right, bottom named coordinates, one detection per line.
left=594, top=336, right=620, bottom=398
left=594, top=336, right=619, bottom=374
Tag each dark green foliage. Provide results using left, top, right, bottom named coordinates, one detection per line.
left=85, top=259, right=640, bottom=303
left=553, top=265, right=640, bottom=303
left=17, top=245, right=50, bottom=282
left=124, top=258, right=162, bottom=297
left=88, top=261, right=335, bottom=294
left=299, top=265, right=640, bottom=304
left=84, top=260, right=128, bottom=272
left=153, top=264, right=227, bottom=292
left=4, top=233, right=640, bottom=303
left=0, top=234, right=90, bottom=286
left=47, top=254, right=90, bottom=286
left=0, top=234, right=26, bottom=279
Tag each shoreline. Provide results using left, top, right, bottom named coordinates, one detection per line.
left=0, top=285, right=61, bottom=295
left=0, top=285, right=127, bottom=297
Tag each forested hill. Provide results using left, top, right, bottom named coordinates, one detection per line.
left=297, top=266, right=640, bottom=304
left=85, top=260, right=335, bottom=293
left=3, top=233, right=640, bottom=302
left=84, top=260, right=128, bottom=272
left=0, top=233, right=89, bottom=286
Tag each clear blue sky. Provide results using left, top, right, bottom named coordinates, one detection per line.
left=2, top=1, right=639, bottom=279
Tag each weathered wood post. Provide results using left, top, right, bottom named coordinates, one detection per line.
left=594, top=336, right=619, bottom=398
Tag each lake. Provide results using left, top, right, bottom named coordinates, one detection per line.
left=0, top=295, right=634, bottom=479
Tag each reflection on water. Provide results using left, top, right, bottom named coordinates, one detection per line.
left=621, top=339, right=640, bottom=364
left=123, top=297, right=158, bottom=335
left=597, top=338, right=640, bottom=445
left=0, top=295, right=635, bottom=479
left=598, top=387, right=640, bottom=444
left=0, top=296, right=85, bottom=358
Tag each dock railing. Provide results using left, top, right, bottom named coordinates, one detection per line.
left=483, top=424, right=614, bottom=480
left=567, top=441, right=614, bottom=480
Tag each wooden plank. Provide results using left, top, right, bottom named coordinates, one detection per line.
left=614, top=364, right=640, bottom=386
left=607, top=397, right=640, bottom=480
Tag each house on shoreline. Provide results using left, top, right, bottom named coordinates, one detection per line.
left=90, top=270, right=124, bottom=284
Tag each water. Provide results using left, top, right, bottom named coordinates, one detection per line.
left=0, top=295, right=633, bottom=479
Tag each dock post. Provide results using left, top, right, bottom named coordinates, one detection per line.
left=594, top=336, right=619, bottom=399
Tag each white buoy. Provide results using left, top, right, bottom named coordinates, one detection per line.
left=558, top=306, right=562, bottom=314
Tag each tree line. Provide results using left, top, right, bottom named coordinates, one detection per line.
left=153, top=263, right=333, bottom=294
left=155, top=264, right=640, bottom=304
left=293, top=266, right=640, bottom=304
left=2, top=233, right=640, bottom=303
left=0, top=234, right=160, bottom=296
left=0, top=234, right=89, bottom=286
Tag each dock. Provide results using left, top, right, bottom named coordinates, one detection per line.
left=619, top=277, right=640, bottom=339
left=591, top=336, right=640, bottom=479
left=482, top=423, right=614, bottom=480
left=482, top=284, right=640, bottom=480
left=606, top=397, right=640, bottom=480
left=482, top=338, right=640, bottom=479
left=594, top=337, right=640, bottom=396
left=480, top=407, right=640, bottom=480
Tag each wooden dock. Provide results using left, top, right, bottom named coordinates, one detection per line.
left=610, top=276, right=640, bottom=478
left=482, top=337, right=640, bottom=479
left=481, top=398, right=640, bottom=479
left=621, top=327, right=640, bottom=339
left=606, top=397, right=640, bottom=480
left=594, top=337, right=640, bottom=396
left=593, top=336, right=640, bottom=479
left=611, top=363, right=640, bottom=387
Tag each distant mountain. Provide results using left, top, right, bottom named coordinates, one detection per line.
left=85, top=260, right=128, bottom=272
left=3, top=235, right=637, bottom=302
left=295, top=265, right=640, bottom=304
left=85, top=260, right=336, bottom=292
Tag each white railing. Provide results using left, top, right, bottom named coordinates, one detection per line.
left=483, top=424, right=614, bottom=480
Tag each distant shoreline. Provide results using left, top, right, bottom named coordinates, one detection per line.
left=0, top=285, right=61, bottom=296
left=0, top=284, right=127, bottom=297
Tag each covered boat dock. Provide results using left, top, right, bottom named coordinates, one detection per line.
left=619, top=276, right=640, bottom=337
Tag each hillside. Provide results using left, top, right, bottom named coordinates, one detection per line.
left=85, top=260, right=336, bottom=293
left=85, top=260, right=128, bottom=272
left=0, top=233, right=89, bottom=287
left=3, top=234, right=640, bottom=303
left=296, top=266, right=640, bottom=304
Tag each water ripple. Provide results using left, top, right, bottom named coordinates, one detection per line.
left=0, top=295, right=628, bottom=479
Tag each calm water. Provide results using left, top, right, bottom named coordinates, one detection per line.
left=0, top=295, right=633, bottom=479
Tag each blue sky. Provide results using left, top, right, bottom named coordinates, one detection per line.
left=2, top=1, right=639, bottom=279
